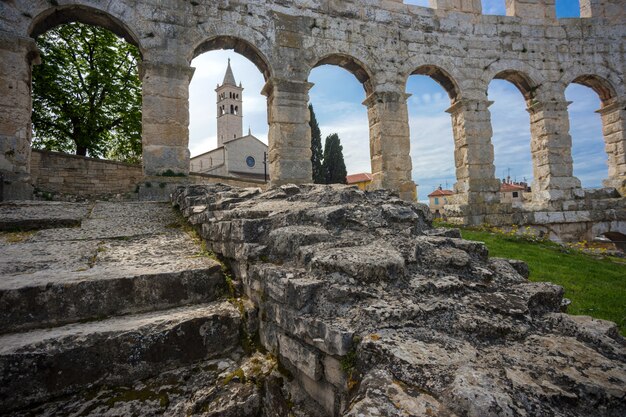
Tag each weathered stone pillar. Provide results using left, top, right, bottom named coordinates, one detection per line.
left=262, top=77, right=313, bottom=186
left=0, top=32, right=39, bottom=200
left=363, top=91, right=416, bottom=201
left=141, top=61, right=194, bottom=176
left=598, top=97, right=626, bottom=195
left=580, top=0, right=626, bottom=23
left=429, top=0, right=482, bottom=14
left=527, top=98, right=581, bottom=205
left=505, top=0, right=556, bottom=20
left=445, top=99, right=501, bottom=223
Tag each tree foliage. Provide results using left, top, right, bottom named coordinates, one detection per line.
left=309, top=104, right=324, bottom=184
left=32, top=22, right=142, bottom=163
left=322, top=133, right=347, bottom=184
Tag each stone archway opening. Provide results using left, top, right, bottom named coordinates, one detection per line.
left=30, top=20, right=142, bottom=160
left=188, top=38, right=270, bottom=181
left=567, top=74, right=623, bottom=193
left=307, top=54, right=373, bottom=185
left=25, top=6, right=145, bottom=198
left=488, top=71, right=536, bottom=206
left=407, top=65, right=459, bottom=206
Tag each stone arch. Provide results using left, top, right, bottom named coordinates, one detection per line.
left=309, top=53, right=374, bottom=95
left=570, top=74, right=617, bottom=103
left=493, top=70, right=541, bottom=103
left=560, top=65, right=624, bottom=101
left=564, top=73, right=625, bottom=194
left=29, top=5, right=143, bottom=55
left=410, top=65, right=461, bottom=102
left=191, top=36, right=273, bottom=82
left=482, top=61, right=546, bottom=103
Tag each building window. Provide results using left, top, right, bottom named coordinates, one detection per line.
left=513, top=192, right=519, bottom=198
left=246, top=156, right=255, bottom=168
left=434, top=197, right=439, bottom=205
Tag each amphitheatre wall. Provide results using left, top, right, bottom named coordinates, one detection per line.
left=1, top=0, right=624, bottom=229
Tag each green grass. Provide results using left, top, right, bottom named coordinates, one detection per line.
left=457, top=228, right=626, bottom=335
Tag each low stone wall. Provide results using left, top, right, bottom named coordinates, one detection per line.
left=189, top=172, right=268, bottom=190
left=30, top=150, right=143, bottom=197
left=28, top=150, right=268, bottom=200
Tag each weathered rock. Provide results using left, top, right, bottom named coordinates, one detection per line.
left=0, top=302, right=241, bottom=412
left=173, top=183, right=626, bottom=417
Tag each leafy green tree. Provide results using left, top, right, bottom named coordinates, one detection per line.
left=32, top=22, right=142, bottom=163
left=322, top=133, right=347, bottom=184
left=309, top=104, right=324, bottom=184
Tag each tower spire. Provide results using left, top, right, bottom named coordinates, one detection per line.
left=222, top=58, right=237, bottom=86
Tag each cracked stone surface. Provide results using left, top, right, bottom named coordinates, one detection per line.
left=173, top=183, right=626, bottom=417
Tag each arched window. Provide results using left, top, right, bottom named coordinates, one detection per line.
left=234, top=106, right=238, bottom=115
left=230, top=104, right=234, bottom=114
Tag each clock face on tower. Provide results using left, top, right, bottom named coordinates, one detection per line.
left=246, top=156, right=256, bottom=168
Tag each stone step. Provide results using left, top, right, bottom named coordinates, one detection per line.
left=0, top=301, right=241, bottom=413
left=0, top=263, right=226, bottom=334
left=0, top=231, right=227, bottom=334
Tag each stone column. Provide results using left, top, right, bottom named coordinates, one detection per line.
left=429, top=0, right=482, bottom=14
left=445, top=99, right=501, bottom=223
left=505, top=0, right=556, bottom=20
left=0, top=32, right=39, bottom=200
left=580, top=0, right=626, bottom=23
left=141, top=61, right=194, bottom=176
left=363, top=91, right=416, bottom=201
left=261, top=77, right=312, bottom=186
left=598, top=97, right=626, bottom=195
left=527, top=98, right=581, bottom=205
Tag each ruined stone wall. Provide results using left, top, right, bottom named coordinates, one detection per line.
left=30, top=150, right=144, bottom=197
left=172, top=183, right=626, bottom=417
left=1, top=0, right=625, bottom=216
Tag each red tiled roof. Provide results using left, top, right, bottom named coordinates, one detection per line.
left=428, top=189, right=454, bottom=197
left=346, top=173, right=373, bottom=184
left=500, top=183, right=526, bottom=192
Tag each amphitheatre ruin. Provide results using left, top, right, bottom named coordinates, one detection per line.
left=0, top=0, right=625, bottom=416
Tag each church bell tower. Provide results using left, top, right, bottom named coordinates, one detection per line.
left=216, top=59, right=243, bottom=147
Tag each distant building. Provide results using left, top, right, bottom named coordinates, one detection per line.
left=499, top=177, right=530, bottom=207
left=190, top=59, right=268, bottom=181
left=428, top=186, right=455, bottom=217
left=346, top=172, right=373, bottom=190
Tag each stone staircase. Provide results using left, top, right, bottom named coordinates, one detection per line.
left=0, top=201, right=239, bottom=414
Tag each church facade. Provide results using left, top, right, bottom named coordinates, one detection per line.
left=190, top=60, right=268, bottom=181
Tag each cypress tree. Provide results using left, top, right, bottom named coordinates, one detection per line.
left=322, top=133, right=347, bottom=184
left=309, top=104, right=324, bottom=183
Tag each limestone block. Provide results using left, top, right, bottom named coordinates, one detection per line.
left=278, top=333, right=322, bottom=381
left=322, top=355, right=347, bottom=389
left=143, top=145, right=190, bottom=176
left=142, top=123, right=189, bottom=147
left=142, top=95, right=189, bottom=125
left=533, top=211, right=566, bottom=224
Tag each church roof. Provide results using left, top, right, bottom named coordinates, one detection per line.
left=222, top=59, right=237, bottom=86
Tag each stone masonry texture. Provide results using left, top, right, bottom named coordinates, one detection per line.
left=0, top=0, right=625, bottom=215
left=173, top=183, right=626, bottom=417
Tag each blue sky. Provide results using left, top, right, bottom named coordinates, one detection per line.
left=189, top=0, right=606, bottom=202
